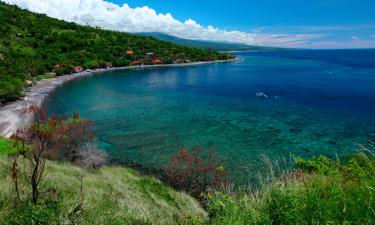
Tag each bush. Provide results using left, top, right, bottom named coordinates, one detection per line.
left=77, top=144, right=108, bottom=169
left=166, top=147, right=229, bottom=199
left=0, top=76, right=24, bottom=103
left=0, top=137, right=16, bottom=156
left=112, top=58, right=131, bottom=67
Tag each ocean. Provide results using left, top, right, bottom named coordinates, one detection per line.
left=44, top=49, right=375, bottom=183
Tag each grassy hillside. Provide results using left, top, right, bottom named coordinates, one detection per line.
left=1, top=133, right=374, bottom=224
left=205, top=152, right=375, bottom=225
left=0, top=2, right=234, bottom=104
left=0, top=156, right=206, bottom=225
left=137, top=32, right=282, bottom=51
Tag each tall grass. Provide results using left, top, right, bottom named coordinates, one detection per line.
left=205, top=147, right=375, bottom=225
left=0, top=157, right=207, bottom=225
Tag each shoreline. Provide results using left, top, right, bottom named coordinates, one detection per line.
left=0, top=58, right=238, bottom=138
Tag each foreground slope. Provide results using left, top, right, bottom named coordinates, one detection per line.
left=0, top=157, right=206, bottom=225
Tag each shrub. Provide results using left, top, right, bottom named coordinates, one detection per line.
left=166, top=147, right=229, bottom=199
left=77, top=144, right=108, bottom=169
left=0, top=136, right=16, bottom=156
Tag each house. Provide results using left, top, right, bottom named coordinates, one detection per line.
left=74, top=66, right=83, bottom=73
left=54, top=64, right=61, bottom=68
left=26, top=80, right=33, bottom=86
left=152, top=59, right=162, bottom=64
left=126, top=50, right=134, bottom=55
left=131, top=60, right=142, bottom=65
left=145, top=52, right=155, bottom=58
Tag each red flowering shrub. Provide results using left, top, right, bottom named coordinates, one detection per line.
left=166, top=146, right=229, bottom=198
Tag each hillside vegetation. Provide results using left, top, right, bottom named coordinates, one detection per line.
left=1, top=140, right=374, bottom=224
left=0, top=2, right=233, bottom=103
left=0, top=156, right=206, bottom=225
left=205, top=151, right=375, bottom=225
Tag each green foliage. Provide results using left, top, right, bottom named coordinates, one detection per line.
left=0, top=76, right=24, bottom=102
left=0, top=137, right=16, bottom=156
left=206, top=152, right=375, bottom=225
left=295, top=153, right=375, bottom=180
left=294, top=155, right=339, bottom=175
left=0, top=2, right=234, bottom=103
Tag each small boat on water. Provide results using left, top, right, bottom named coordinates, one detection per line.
left=256, top=92, right=268, bottom=98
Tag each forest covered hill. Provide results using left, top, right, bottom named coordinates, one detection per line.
left=0, top=2, right=233, bottom=104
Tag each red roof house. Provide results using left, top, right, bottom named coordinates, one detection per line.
left=152, top=59, right=162, bottom=64
left=74, top=66, right=83, bottom=73
left=131, top=60, right=142, bottom=65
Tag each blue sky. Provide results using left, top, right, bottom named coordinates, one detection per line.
left=4, top=0, right=375, bottom=48
left=110, top=0, right=375, bottom=48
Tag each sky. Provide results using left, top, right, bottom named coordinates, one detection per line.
left=3, top=0, right=375, bottom=48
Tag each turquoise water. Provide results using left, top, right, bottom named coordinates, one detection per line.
left=44, top=50, right=375, bottom=183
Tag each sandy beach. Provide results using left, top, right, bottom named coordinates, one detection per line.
left=0, top=58, right=238, bottom=138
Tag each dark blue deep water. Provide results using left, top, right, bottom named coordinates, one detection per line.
left=44, top=49, right=375, bottom=183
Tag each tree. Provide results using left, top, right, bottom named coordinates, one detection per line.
left=59, top=113, right=93, bottom=163
left=10, top=105, right=92, bottom=203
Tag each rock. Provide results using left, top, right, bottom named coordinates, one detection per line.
left=328, top=140, right=337, bottom=145
left=289, top=127, right=303, bottom=133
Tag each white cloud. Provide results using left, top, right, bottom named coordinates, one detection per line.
left=2, top=0, right=256, bottom=45
left=4, top=0, right=374, bottom=49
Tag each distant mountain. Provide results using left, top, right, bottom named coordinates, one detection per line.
left=137, top=32, right=281, bottom=51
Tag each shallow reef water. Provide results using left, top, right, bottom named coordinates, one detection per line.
left=44, top=49, right=375, bottom=183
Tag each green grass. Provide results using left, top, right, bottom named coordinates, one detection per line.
left=1, top=136, right=374, bottom=224
left=0, top=157, right=207, bottom=225
left=205, top=151, right=375, bottom=225
left=0, top=137, right=16, bottom=156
